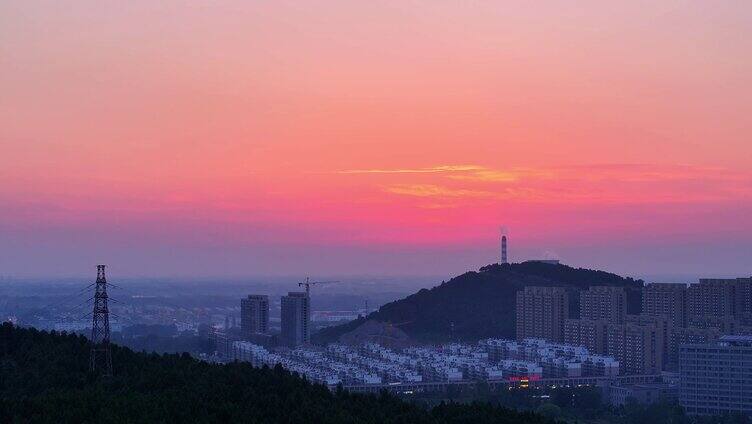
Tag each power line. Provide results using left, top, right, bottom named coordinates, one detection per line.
left=57, top=297, right=94, bottom=319
left=107, top=284, right=201, bottom=329
left=36, top=283, right=95, bottom=314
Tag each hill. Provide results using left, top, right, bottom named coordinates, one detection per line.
left=0, top=323, right=552, bottom=423
left=314, top=262, right=643, bottom=345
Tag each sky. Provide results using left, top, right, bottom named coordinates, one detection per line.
left=1, top=1, right=751, bottom=279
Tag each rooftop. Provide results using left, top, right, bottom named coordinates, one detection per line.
left=719, top=335, right=752, bottom=347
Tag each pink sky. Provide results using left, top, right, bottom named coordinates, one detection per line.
left=1, top=1, right=751, bottom=278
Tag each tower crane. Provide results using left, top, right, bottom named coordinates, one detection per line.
left=298, top=277, right=340, bottom=297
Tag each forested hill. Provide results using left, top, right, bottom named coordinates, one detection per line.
left=0, top=324, right=552, bottom=424
left=314, top=262, right=643, bottom=345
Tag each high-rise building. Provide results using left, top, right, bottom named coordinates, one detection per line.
left=213, top=328, right=239, bottom=360
left=670, top=326, right=720, bottom=365
left=687, top=278, right=752, bottom=320
left=688, top=315, right=752, bottom=334
left=642, top=283, right=688, bottom=328
left=626, top=314, right=672, bottom=369
left=240, top=295, right=269, bottom=339
left=580, top=286, right=626, bottom=325
left=564, top=319, right=609, bottom=354
left=281, top=292, right=310, bottom=347
left=735, top=278, right=752, bottom=317
left=688, top=279, right=735, bottom=319
left=607, top=317, right=665, bottom=375
left=516, top=287, right=569, bottom=342
left=680, top=336, right=752, bottom=416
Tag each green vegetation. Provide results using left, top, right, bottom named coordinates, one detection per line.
left=0, top=323, right=553, bottom=423
left=315, top=262, right=643, bottom=344
left=409, top=385, right=750, bottom=424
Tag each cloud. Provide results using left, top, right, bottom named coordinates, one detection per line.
left=339, top=164, right=557, bottom=182
left=448, top=168, right=557, bottom=182
left=338, top=165, right=484, bottom=174
left=447, top=170, right=519, bottom=182
left=554, top=164, right=736, bottom=183
left=384, top=184, right=495, bottom=198
left=340, top=163, right=752, bottom=205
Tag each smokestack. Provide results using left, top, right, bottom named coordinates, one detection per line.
left=501, top=227, right=508, bottom=264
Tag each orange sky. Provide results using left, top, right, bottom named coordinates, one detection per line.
left=1, top=1, right=751, bottom=277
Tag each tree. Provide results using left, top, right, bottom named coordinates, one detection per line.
left=536, top=402, right=562, bottom=420
left=0, top=323, right=555, bottom=424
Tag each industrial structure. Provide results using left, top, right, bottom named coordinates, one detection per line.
left=298, top=277, right=339, bottom=297
left=90, top=265, right=113, bottom=376
left=500, top=227, right=508, bottom=264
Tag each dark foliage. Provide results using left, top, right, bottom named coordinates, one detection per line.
left=0, top=323, right=554, bottom=423
left=315, top=262, right=643, bottom=344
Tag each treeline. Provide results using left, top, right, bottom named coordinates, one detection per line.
left=414, top=383, right=750, bottom=424
left=0, top=323, right=552, bottom=423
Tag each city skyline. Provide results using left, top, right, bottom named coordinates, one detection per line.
left=4, top=2, right=752, bottom=422
left=2, top=1, right=751, bottom=278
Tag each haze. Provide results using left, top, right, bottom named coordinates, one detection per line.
left=1, top=1, right=750, bottom=278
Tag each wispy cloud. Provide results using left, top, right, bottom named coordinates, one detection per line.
left=384, top=184, right=494, bottom=198
left=339, top=163, right=752, bottom=205
left=448, top=168, right=556, bottom=182
left=338, top=165, right=484, bottom=174
left=339, top=164, right=553, bottom=182
left=554, top=164, right=734, bottom=183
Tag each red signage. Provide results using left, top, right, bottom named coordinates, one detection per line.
left=506, top=375, right=541, bottom=382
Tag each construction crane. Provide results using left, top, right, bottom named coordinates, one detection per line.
left=298, top=277, right=340, bottom=297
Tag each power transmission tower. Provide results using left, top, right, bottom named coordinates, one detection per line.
left=90, top=264, right=112, bottom=376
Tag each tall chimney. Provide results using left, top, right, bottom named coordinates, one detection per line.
left=501, top=233, right=508, bottom=264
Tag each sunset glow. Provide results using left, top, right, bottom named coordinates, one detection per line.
left=1, top=1, right=750, bottom=277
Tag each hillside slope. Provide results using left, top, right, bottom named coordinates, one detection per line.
left=0, top=323, right=552, bottom=424
left=314, top=262, right=643, bottom=345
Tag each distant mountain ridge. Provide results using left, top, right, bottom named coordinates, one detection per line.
left=314, top=262, right=643, bottom=345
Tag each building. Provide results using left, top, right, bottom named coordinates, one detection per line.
left=241, top=295, right=269, bottom=339
left=564, top=319, right=608, bottom=354
left=609, top=383, right=677, bottom=406
left=524, top=259, right=560, bottom=265
left=626, top=315, right=671, bottom=370
left=580, top=286, right=626, bottom=325
left=281, top=292, right=310, bottom=347
left=213, top=328, right=239, bottom=360
left=516, top=287, right=569, bottom=342
left=232, top=337, right=624, bottom=392
left=687, top=278, right=752, bottom=320
left=540, top=357, right=581, bottom=378
left=233, top=341, right=342, bottom=386
left=480, top=338, right=618, bottom=377
left=607, top=318, right=665, bottom=375
left=670, top=327, right=720, bottom=365
left=687, top=315, right=752, bottom=335
left=735, top=278, right=752, bottom=317
left=680, top=336, right=752, bottom=416
left=642, top=283, right=688, bottom=328
left=582, top=355, right=620, bottom=377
